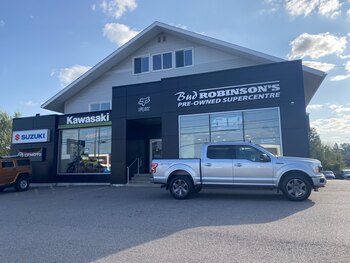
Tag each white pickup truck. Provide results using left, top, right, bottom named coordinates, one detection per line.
left=151, top=142, right=327, bottom=201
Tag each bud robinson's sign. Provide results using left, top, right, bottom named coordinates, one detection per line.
left=175, top=80, right=280, bottom=108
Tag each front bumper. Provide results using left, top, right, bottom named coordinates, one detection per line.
left=312, top=175, right=327, bottom=188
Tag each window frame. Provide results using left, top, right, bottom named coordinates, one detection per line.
left=57, top=126, right=112, bottom=175
left=1, top=160, right=14, bottom=168
left=207, top=145, right=236, bottom=160
left=89, top=101, right=111, bottom=112
left=175, top=47, right=194, bottom=69
left=133, top=54, right=150, bottom=74
left=178, top=107, right=282, bottom=158
left=234, top=145, right=269, bottom=162
left=151, top=52, right=173, bottom=72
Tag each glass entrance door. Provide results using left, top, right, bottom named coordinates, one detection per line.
left=149, top=139, right=162, bottom=171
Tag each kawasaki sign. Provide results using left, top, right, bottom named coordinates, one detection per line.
left=12, top=129, right=50, bottom=144
left=58, top=111, right=111, bottom=129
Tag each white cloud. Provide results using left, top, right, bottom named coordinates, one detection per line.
left=261, top=0, right=282, bottom=14
left=284, top=0, right=342, bottom=18
left=302, top=61, right=335, bottom=72
left=25, top=100, right=40, bottom=107
left=0, top=20, right=5, bottom=27
left=58, top=65, right=92, bottom=87
left=100, top=0, right=137, bottom=19
left=318, top=0, right=342, bottom=18
left=311, top=115, right=350, bottom=143
left=103, top=23, right=139, bottom=46
left=346, top=60, right=350, bottom=72
left=289, top=32, right=347, bottom=59
left=91, top=4, right=96, bottom=11
left=338, top=54, right=350, bottom=59
left=307, top=104, right=324, bottom=110
left=285, top=0, right=319, bottom=17
left=347, top=8, right=350, bottom=16
left=330, top=75, right=349, bottom=81
left=329, top=104, right=350, bottom=114
left=331, top=61, right=350, bottom=80
left=170, top=23, right=188, bottom=30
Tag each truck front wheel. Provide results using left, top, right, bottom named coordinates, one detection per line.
left=281, top=174, right=312, bottom=201
left=169, top=175, right=193, bottom=199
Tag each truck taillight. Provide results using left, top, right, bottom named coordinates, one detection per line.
left=151, top=163, right=158, bottom=173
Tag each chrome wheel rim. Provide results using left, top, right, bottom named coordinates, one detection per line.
left=172, top=179, right=189, bottom=197
left=286, top=179, right=306, bottom=197
left=19, top=180, right=28, bottom=189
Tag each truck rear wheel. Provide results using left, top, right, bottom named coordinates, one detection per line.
left=169, top=175, right=193, bottom=199
left=281, top=174, right=312, bottom=201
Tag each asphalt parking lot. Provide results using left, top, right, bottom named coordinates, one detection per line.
left=1, top=180, right=350, bottom=263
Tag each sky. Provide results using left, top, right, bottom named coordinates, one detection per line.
left=1, top=0, right=350, bottom=144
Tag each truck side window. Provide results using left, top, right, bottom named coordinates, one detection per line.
left=1, top=161, right=14, bottom=168
left=17, top=159, right=30, bottom=166
left=235, top=146, right=263, bottom=162
left=207, top=146, right=236, bottom=159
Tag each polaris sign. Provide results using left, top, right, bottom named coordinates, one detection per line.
left=12, top=129, right=49, bottom=144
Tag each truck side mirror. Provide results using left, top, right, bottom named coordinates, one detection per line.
left=259, top=154, right=270, bottom=162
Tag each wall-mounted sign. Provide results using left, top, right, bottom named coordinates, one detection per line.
left=58, top=111, right=112, bottom=129
left=175, top=80, right=281, bottom=108
left=66, top=112, right=110, bottom=125
left=16, top=148, right=45, bottom=162
left=12, top=129, right=50, bottom=144
left=138, top=96, right=151, bottom=112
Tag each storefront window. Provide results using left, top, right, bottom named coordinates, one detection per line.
left=179, top=114, right=209, bottom=158
left=58, top=127, right=112, bottom=174
left=210, top=112, right=243, bottom=143
left=179, top=108, right=281, bottom=158
left=243, top=109, right=281, bottom=155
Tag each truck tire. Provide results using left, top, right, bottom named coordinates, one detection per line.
left=169, top=175, right=193, bottom=199
left=15, top=175, right=30, bottom=192
left=281, top=174, right=312, bottom=201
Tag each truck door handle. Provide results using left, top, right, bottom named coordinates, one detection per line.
left=234, top=163, right=242, bottom=167
left=205, top=163, right=212, bottom=167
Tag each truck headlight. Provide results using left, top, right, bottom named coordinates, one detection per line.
left=312, top=165, right=322, bottom=174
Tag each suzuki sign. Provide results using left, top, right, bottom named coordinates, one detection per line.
left=12, top=129, right=50, bottom=144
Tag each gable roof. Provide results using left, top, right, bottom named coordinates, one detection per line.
left=41, top=21, right=326, bottom=113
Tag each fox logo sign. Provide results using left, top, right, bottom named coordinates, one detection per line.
left=138, top=96, right=150, bottom=107
left=138, top=96, right=151, bottom=112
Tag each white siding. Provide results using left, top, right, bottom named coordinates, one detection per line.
left=64, top=34, right=260, bottom=113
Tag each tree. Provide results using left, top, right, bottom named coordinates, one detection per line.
left=309, top=128, right=346, bottom=173
left=0, top=111, right=21, bottom=156
left=340, top=143, right=350, bottom=167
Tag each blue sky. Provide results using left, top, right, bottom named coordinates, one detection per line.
left=1, top=0, right=350, bottom=144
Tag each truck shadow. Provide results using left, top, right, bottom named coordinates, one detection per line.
left=0, top=186, right=315, bottom=262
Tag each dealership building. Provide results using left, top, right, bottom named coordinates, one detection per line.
left=11, top=22, right=326, bottom=184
